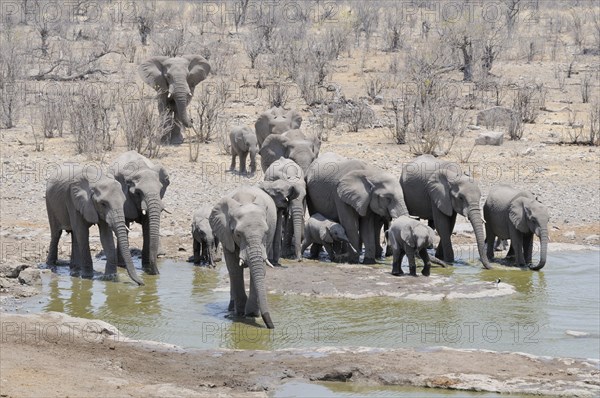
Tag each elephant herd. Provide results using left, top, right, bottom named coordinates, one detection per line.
left=44, top=55, right=550, bottom=329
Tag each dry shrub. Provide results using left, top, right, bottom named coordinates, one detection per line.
left=267, top=82, right=289, bottom=108
left=0, top=23, right=23, bottom=128
left=513, top=81, right=546, bottom=124
left=589, top=99, right=600, bottom=146
left=39, top=94, right=65, bottom=138
left=117, top=96, right=168, bottom=159
left=68, top=88, right=114, bottom=156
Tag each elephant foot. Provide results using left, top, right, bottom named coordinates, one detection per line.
left=80, top=271, right=94, bottom=279
left=422, top=268, right=431, bottom=277
left=362, top=257, right=377, bottom=265
left=101, top=273, right=119, bottom=282
left=245, top=312, right=259, bottom=318
left=228, top=300, right=235, bottom=312
left=70, top=270, right=81, bottom=278
left=391, top=271, right=404, bottom=276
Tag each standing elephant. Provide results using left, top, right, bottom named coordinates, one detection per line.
left=109, top=151, right=170, bottom=275
left=259, top=129, right=320, bottom=173
left=259, top=157, right=307, bottom=261
left=46, top=165, right=144, bottom=285
left=139, top=55, right=211, bottom=144
left=484, top=184, right=549, bottom=270
left=386, top=216, right=437, bottom=277
left=400, top=155, right=492, bottom=269
left=190, top=206, right=220, bottom=267
left=301, top=213, right=357, bottom=262
left=209, top=186, right=277, bottom=329
left=229, top=126, right=258, bottom=174
left=255, top=107, right=302, bottom=146
left=306, top=152, right=408, bottom=264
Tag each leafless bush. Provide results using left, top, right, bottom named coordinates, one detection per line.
left=346, top=101, right=375, bottom=133
left=325, top=24, right=352, bottom=59
left=581, top=73, right=592, bottom=103
left=364, top=74, right=386, bottom=100
left=200, top=40, right=234, bottom=76
left=388, top=97, right=410, bottom=144
left=242, top=30, right=263, bottom=69
left=39, top=95, right=65, bottom=138
left=267, top=82, right=289, bottom=108
left=352, top=2, right=379, bottom=50
left=513, top=82, right=546, bottom=123
left=120, top=34, right=137, bottom=63
left=589, top=99, right=600, bottom=146
left=554, top=65, right=567, bottom=91
left=117, top=96, right=167, bottom=159
left=382, top=5, right=405, bottom=52
left=68, top=88, right=114, bottom=156
left=138, top=14, right=154, bottom=46
left=570, top=10, right=584, bottom=50
left=295, top=69, right=324, bottom=106
left=151, top=28, right=186, bottom=57
left=508, top=113, right=524, bottom=140
left=0, top=23, right=23, bottom=129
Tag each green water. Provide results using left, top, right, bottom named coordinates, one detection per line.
left=22, top=251, right=600, bottom=359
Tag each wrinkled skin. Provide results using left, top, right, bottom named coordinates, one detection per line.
left=46, top=165, right=143, bottom=285
left=109, top=151, right=169, bottom=275
left=255, top=107, right=302, bottom=146
left=229, top=126, right=258, bottom=174
left=301, top=213, right=357, bottom=262
left=139, top=55, right=211, bottom=144
left=400, top=154, right=492, bottom=269
left=259, top=129, right=320, bottom=174
left=306, top=152, right=408, bottom=264
left=484, top=184, right=549, bottom=270
left=387, top=216, right=436, bottom=277
left=209, top=186, right=278, bottom=329
left=190, top=206, right=220, bottom=267
left=260, top=158, right=307, bottom=261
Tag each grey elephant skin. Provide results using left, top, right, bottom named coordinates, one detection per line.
left=301, top=213, right=356, bottom=262
left=191, top=206, right=220, bottom=267
left=45, top=165, right=144, bottom=285
left=209, top=186, right=277, bottom=329
left=484, top=184, right=549, bottom=270
left=229, top=126, right=258, bottom=174
left=259, top=158, right=307, bottom=261
left=139, top=55, right=211, bottom=144
left=109, top=151, right=170, bottom=275
left=306, top=152, right=408, bottom=264
left=259, top=129, right=320, bottom=173
left=400, top=155, right=491, bottom=269
left=387, top=216, right=437, bottom=277
left=255, top=107, right=302, bottom=146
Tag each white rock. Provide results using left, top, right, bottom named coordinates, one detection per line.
left=563, top=231, right=576, bottom=240
left=583, top=234, right=599, bottom=243
left=475, top=131, right=504, bottom=146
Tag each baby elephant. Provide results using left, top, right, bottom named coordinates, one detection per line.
left=190, top=206, right=220, bottom=267
left=387, top=216, right=438, bottom=277
left=229, top=126, right=258, bottom=174
left=301, top=213, right=357, bottom=262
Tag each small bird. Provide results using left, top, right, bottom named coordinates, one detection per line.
left=495, top=278, right=501, bottom=288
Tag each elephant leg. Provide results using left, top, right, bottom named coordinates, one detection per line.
left=420, top=248, right=431, bottom=276
left=47, top=226, right=62, bottom=265
left=193, top=239, right=201, bottom=264
left=508, top=228, right=525, bottom=266
left=230, top=152, right=237, bottom=171
left=374, top=217, right=384, bottom=259
left=324, top=243, right=336, bottom=262
left=392, top=248, right=405, bottom=276
left=505, top=242, right=515, bottom=259
left=201, top=240, right=210, bottom=264
left=72, top=221, right=93, bottom=279
left=70, top=231, right=81, bottom=275
left=485, top=224, right=496, bottom=262
left=359, top=215, right=377, bottom=264
left=406, top=246, right=418, bottom=276
left=523, top=233, right=533, bottom=264
left=239, top=152, right=248, bottom=174
left=169, top=122, right=184, bottom=145
left=336, top=199, right=361, bottom=263
left=282, top=214, right=295, bottom=258
left=270, top=209, right=284, bottom=265
left=98, top=221, right=117, bottom=278
left=309, top=243, right=322, bottom=259
left=224, top=249, right=247, bottom=315
left=432, top=208, right=456, bottom=263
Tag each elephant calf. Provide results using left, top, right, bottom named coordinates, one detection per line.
left=386, top=216, right=437, bottom=277
left=229, top=126, right=258, bottom=174
left=484, top=184, right=549, bottom=270
left=190, top=206, right=220, bottom=267
left=301, top=213, right=357, bottom=262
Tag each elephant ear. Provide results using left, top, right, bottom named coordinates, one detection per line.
left=426, top=172, right=454, bottom=217
left=288, top=109, right=302, bottom=129
left=209, top=198, right=239, bottom=252
left=183, top=54, right=211, bottom=88
left=400, top=225, right=416, bottom=248
left=260, top=135, right=289, bottom=170
left=139, top=56, right=169, bottom=91
left=337, top=170, right=373, bottom=217
left=71, top=178, right=99, bottom=224
left=152, top=163, right=170, bottom=198
left=509, top=198, right=530, bottom=233
left=319, top=225, right=333, bottom=243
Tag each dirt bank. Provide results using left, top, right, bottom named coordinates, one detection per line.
left=0, top=312, right=598, bottom=397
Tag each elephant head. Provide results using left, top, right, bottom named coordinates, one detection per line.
left=139, top=55, right=211, bottom=129
left=255, top=107, right=303, bottom=146
left=404, top=222, right=436, bottom=250
left=259, top=130, right=320, bottom=173
left=320, top=222, right=357, bottom=252
left=337, top=168, right=408, bottom=221
left=258, top=179, right=300, bottom=209
left=73, top=175, right=144, bottom=286
left=210, top=190, right=275, bottom=329
left=509, top=197, right=549, bottom=270
left=426, top=170, right=492, bottom=269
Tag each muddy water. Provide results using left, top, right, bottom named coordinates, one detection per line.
left=24, top=251, right=600, bottom=360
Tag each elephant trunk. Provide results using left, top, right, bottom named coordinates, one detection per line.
left=111, top=211, right=144, bottom=286
left=468, top=207, right=492, bottom=269
left=389, top=198, right=408, bottom=219
left=290, top=198, right=304, bottom=260
left=145, top=194, right=162, bottom=275
left=246, top=237, right=274, bottom=329
left=530, top=227, right=547, bottom=271
left=173, top=88, right=192, bottom=128
left=206, top=235, right=216, bottom=267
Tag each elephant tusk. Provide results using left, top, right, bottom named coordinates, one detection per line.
left=187, top=92, right=192, bottom=97
left=348, top=242, right=358, bottom=254
left=141, top=209, right=146, bottom=216
left=265, top=259, right=275, bottom=268
left=125, top=225, right=131, bottom=232
left=239, top=259, right=244, bottom=267
left=167, top=92, right=172, bottom=99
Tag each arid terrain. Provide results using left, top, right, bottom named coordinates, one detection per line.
left=1, top=1, right=600, bottom=396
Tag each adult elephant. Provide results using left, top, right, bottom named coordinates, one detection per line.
left=259, top=129, right=320, bottom=173
left=259, top=157, right=306, bottom=261
left=484, top=184, right=549, bottom=270
left=306, top=152, right=408, bottom=264
left=400, top=154, right=491, bottom=269
left=109, top=151, right=170, bottom=275
left=46, top=165, right=144, bottom=285
left=139, top=55, right=211, bottom=144
left=255, top=107, right=302, bottom=146
left=210, top=186, right=277, bottom=329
